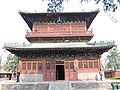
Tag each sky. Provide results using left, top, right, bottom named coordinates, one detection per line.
left=0, top=0, right=120, bottom=56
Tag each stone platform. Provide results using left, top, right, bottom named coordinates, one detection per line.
left=0, top=80, right=116, bottom=90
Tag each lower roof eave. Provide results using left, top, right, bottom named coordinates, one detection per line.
left=4, top=42, right=115, bottom=55
left=5, top=45, right=114, bottom=52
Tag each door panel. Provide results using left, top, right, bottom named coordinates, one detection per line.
left=44, top=60, right=56, bottom=81
left=65, top=61, right=78, bottom=80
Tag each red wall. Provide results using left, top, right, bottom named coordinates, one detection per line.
left=32, top=24, right=87, bottom=33
left=105, top=71, right=120, bottom=78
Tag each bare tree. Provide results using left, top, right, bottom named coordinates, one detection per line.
left=42, top=0, right=120, bottom=13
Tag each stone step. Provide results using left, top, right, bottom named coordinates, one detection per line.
left=71, top=81, right=112, bottom=90
left=48, top=82, right=71, bottom=90
left=71, top=82, right=100, bottom=89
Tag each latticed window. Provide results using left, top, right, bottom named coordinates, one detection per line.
left=84, top=62, right=88, bottom=68
left=65, top=62, right=69, bottom=69
left=51, top=62, right=55, bottom=69
left=89, top=62, right=93, bottom=68
left=27, top=63, right=31, bottom=70
left=46, top=63, right=50, bottom=70
left=22, top=63, right=26, bottom=70
left=79, top=62, right=83, bottom=69
left=38, top=63, right=42, bottom=71
left=33, top=63, right=36, bottom=70
left=94, top=61, right=98, bottom=68
left=70, top=62, right=74, bottom=69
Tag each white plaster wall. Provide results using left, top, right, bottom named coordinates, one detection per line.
left=78, top=72, right=98, bottom=80
left=20, top=74, right=43, bottom=82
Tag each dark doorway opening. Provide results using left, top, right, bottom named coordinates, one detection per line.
left=56, top=65, right=65, bottom=80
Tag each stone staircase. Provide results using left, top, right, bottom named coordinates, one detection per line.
left=0, top=81, right=112, bottom=90
left=48, top=82, right=71, bottom=90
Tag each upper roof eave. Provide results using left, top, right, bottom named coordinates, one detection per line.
left=19, top=10, right=99, bottom=30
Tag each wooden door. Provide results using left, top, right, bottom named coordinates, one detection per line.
left=44, top=60, right=56, bottom=81
left=65, top=61, right=78, bottom=80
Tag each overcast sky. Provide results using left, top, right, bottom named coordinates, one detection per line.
left=0, top=0, right=120, bottom=49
